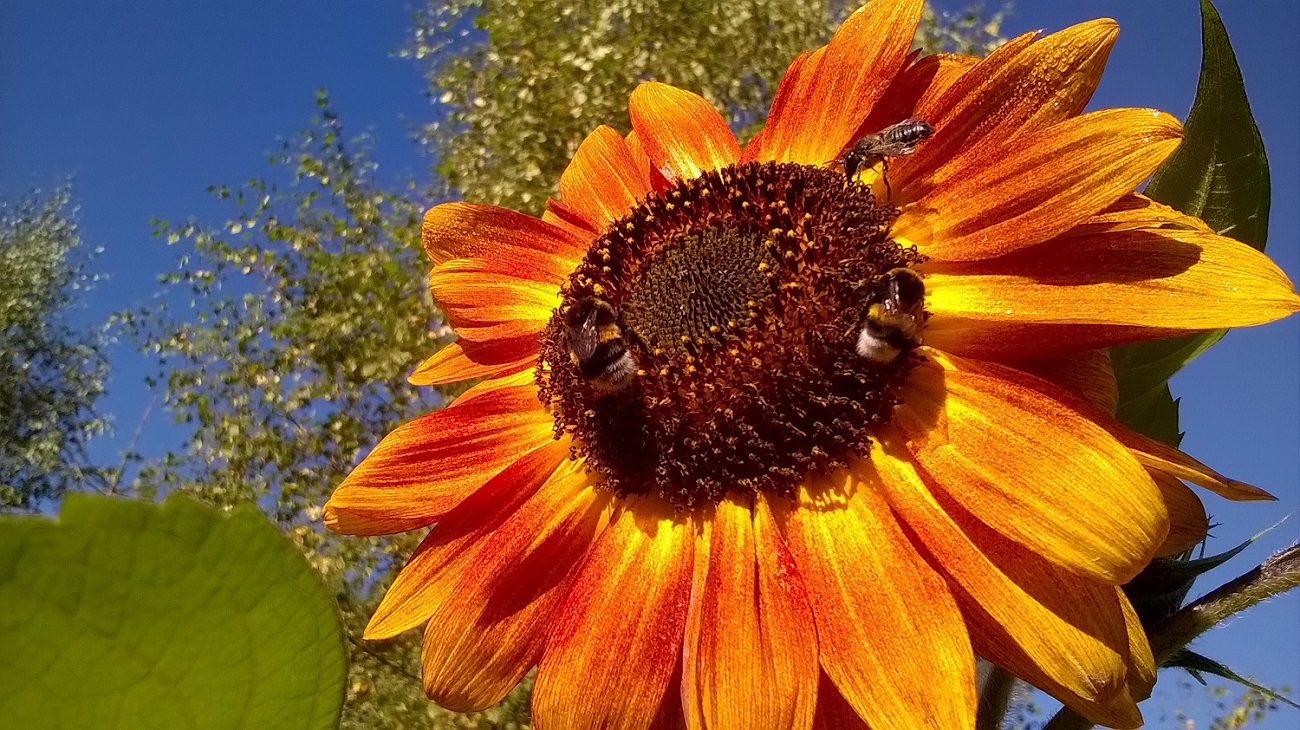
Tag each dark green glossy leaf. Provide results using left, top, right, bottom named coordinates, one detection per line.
left=1112, top=380, right=1183, bottom=447
left=1166, top=649, right=1300, bottom=709
left=0, top=493, right=345, bottom=730
left=1111, top=0, right=1270, bottom=441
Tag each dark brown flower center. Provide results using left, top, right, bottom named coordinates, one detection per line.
left=538, top=161, right=923, bottom=510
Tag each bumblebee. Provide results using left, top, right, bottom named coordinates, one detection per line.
left=839, top=118, right=935, bottom=196
left=855, top=268, right=926, bottom=364
left=563, top=297, right=638, bottom=392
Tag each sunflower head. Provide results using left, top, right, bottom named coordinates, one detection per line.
left=539, top=161, right=924, bottom=509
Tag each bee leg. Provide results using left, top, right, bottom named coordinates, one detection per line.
left=880, top=159, right=893, bottom=201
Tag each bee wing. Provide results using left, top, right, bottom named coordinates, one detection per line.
left=566, top=317, right=601, bottom=361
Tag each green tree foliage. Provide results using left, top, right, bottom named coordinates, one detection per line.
left=0, top=186, right=108, bottom=510
left=120, top=93, right=448, bottom=729
left=129, top=3, right=1005, bottom=727
left=406, top=0, right=1006, bottom=212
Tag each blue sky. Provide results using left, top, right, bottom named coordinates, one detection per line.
left=3, top=0, right=1297, bottom=724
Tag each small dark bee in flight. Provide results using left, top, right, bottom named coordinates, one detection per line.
left=839, top=118, right=935, bottom=197
left=563, top=297, right=638, bottom=393
left=855, top=268, right=927, bottom=365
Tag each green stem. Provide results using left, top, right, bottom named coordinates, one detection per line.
left=975, top=665, right=1018, bottom=730
left=1041, top=708, right=1095, bottom=730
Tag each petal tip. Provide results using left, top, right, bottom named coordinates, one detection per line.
left=1230, top=479, right=1279, bottom=502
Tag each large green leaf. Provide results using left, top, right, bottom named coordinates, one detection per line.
left=0, top=493, right=345, bottom=730
left=1111, top=0, right=1270, bottom=443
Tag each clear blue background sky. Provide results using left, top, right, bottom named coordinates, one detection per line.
left=3, top=0, right=1296, bottom=725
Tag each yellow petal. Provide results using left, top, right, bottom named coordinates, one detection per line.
left=408, top=341, right=535, bottom=387
left=1152, top=471, right=1209, bottom=557
left=923, top=227, right=1300, bottom=359
left=1016, top=349, right=1118, bottom=415
left=865, top=431, right=1136, bottom=719
left=894, top=352, right=1167, bottom=584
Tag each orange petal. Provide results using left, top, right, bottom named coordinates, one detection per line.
left=542, top=197, right=601, bottom=245
left=682, top=494, right=818, bottom=730
left=865, top=432, right=1141, bottom=726
left=1016, top=349, right=1118, bottom=415
left=423, top=202, right=586, bottom=267
left=533, top=499, right=694, bottom=730
left=1152, top=471, right=1209, bottom=557
left=1065, top=192, right=1213, bottom=238
left=428, top=258, right=561, bottom=344
left=857, top=52, right=978, bottom=141
left=1119, top=589, right=1156, bottom=701
left=894, top=351, right=1167, bottom=584
left=932, top=355, right=1278, bottom=504
left=629, top=82, right=740, bottom=182
left=420, top=463, right=611, bottom=710
left=810, top=671, right=868, bottom=730
left=360, top=441, right=574, bottom=640
left=780, top=474, right=977, bottom=730
left=922, top=227, right=1300, bottom=359
left=323, top=383, right=557, bottom=535
left=1121, top=426, right=1277, bottom=502
left=894, top=108, right=1182, bottom=261
left=760, top=0, right=924, bottom=166
left=408, top=341, right=535, bottom=386
left=624, top=129, right=672, bottom=193
left=743, top=50, right=817, bottom=163
left=891, top=20, right=1119, bottom=201
left=557, top=125, right=652, bottom=232
left=449, top=366, right=541, bottom=408
left=651, top=666, right=688, bottom=730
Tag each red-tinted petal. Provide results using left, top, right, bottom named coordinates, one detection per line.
left=533, top=499, right=694, bottom=730
left=323, top=383, right=556, bottom=535
left=682, top=494, right=817, bottom=730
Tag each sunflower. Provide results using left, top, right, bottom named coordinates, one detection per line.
left=324, top=1, right=1299, bottom=727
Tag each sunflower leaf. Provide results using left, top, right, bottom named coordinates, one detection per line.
left=1112, top=379, right=1183, bottom=447
left=1111, top=0, right=1269, bottom=441
left=0, top=493, right=346, bottom=729
left=1164, top=650, right=1300, bottom=710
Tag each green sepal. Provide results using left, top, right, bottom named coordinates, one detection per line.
left=1165, top=649, right=1300, bottom=710
left=1124, top=536, right=1252, bottom=629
